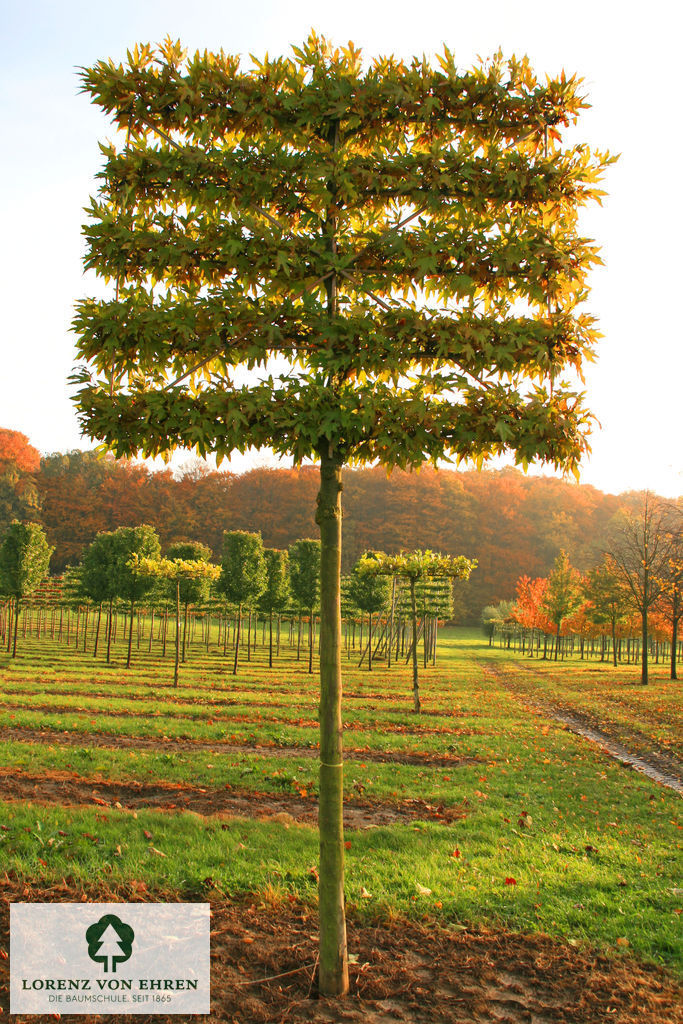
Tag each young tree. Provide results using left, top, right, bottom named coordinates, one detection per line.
left=129, top=553, right=220, bottom=685
left=289, top=538, right=321, bottom=675
left=73, top=37, right=610, bottom=994
left=0, top=521, right=53, bottom=657
left=259, top=547, right=290, bottom=668
left=656, top=506, right=683, bottom=681
left=481, top=599, right=516, bottom=645
left=81, top=530, right=120, bottom=659
left=218, top=530, right=267, bottom=674
left=357, top=550, right=474, bottom=709
left=166, top=540, right=213, bottom=662
left=583, top=558, right=630, bottom=667
left=111, top=524, right=161, bottom=668
left=606, top=494, right=673, bottom=685
left=541, top=550, right=583, bottom=660
left=348, top=560, right=390, bottom=671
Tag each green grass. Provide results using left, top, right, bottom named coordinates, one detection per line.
left=0, top=625, right=680, bottom=972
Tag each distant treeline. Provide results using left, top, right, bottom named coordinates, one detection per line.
left=0, top=427, right=658, bottom=621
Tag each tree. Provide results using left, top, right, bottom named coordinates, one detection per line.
left=607, top=494, right=673, bottom=684
left=81, top=530, right=120, bottom=659
left=481, top=599, right=516, bottom=645
left=357, top=550, right=474, bottom=709
left=166, top=540, right=213, bottom=662
left=541, top=550, right=583, bottom=659
left=656, top=505, right=683, bottom=681
left=348, top=559, right=390, bottom=670
left=288, top=538, right=321, bottom=674
left=73, top=37, right=610, bottom=995
left=259, top=547, right=290, bottom=668
left=111, top=524, right=161, bottom=668
left=218, top=530, right=267, bottom=674
left=0, top=429, right=41, bottom=535
left=583, top=558, right=630, bottom=667
left=129, top=553, right=220, bottom=685
left=0, top=521, right=53, bottom=657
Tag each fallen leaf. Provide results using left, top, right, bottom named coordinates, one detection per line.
left=504, top=877, right=517, bottom=886
left=415, top=883, right=432, bottom=896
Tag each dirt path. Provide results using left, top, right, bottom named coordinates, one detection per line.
left=0, top=768, right=467, bottom=829
left=484, top=664, right=683, bottom=794
left=0, top=725, right=479, bottom=767
left=1, top=879, right=680, bottom=1024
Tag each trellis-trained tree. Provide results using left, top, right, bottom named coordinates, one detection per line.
left=129, top=553, right=220, bottom=685
left=541, top=550, right=583, bottom=660
left=218, top=530, right=267, bottom=674
left=348, top=559, right=390, bottom=671
left=288, top=538, right=321, bottom=674
left=166, top=540, right=213, bottom=662
left=73, top=36, right=611, bottom=995
left=358, top=550, right=475, bottom=709
left=81, top=530, right=120, bottom=660
left=259, top=547, right=290, bottom=668
left=0, top=521, right=53, bottom=657
left=111, top=524, right=161, bottom=668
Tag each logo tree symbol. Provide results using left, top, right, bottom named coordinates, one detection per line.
left=86, top=914, right=135, bottom=973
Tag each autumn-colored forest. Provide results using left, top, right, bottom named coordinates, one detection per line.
left=0, top=427, right=652, bottom=621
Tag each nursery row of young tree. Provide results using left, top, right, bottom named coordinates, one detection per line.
left=0, top=520, right=473, bottom=702
left=482, top=496, right=682, bottom=683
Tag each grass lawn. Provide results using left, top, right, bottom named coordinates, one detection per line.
left=0, top=625, right=680, bottom=975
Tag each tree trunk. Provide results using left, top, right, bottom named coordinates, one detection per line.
left=410, top=579, right=420, bottom=713
left=671, top=614, right=679, bottom=682
left=182, top=600, right=189, bottom=663
left=308, top=609, right=314, bottom=674
left=315, top=452, right=349, bottom=997
left=367, top=612, right=373, bottom=672
left=126, top=599, right=135, bottom=669
left=554, top=622, right=560, bottom=661
left=233, top=603, right=242, bottom=675
left=106, top=598, right=113, bottom=664
left=93, top=602, right=103, bottom=658
left=174, top=581, right=181, bottom=688
left=641, top=604, right=649, bottom=685
left=269, top=610, right=274, bottom=668
left=12, top=596, right=20, bottom=658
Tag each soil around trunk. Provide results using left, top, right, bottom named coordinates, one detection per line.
left=0, top=768, right=468, bottom=829
left=0, top=879, right=680, bottom=1024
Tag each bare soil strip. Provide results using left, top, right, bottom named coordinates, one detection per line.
left=0, top=768, right=467, bottom=828
left=1, top=880, right=680, bottom=1024
left=484, top=665, right=683, bottom=794
left=0, top=725, right=479, bottom=767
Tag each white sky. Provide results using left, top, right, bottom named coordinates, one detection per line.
left=1, top=0, right=680, bottom=497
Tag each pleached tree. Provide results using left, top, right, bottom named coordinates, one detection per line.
left=73, top=35, right=611, bottom=995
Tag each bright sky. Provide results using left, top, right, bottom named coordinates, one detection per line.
left=1, top=0, right=680, bottom=497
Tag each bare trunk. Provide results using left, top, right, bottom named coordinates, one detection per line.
left=410, top=579, right=420, bottom=713
left=315, top=452, right=349, bottom=997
